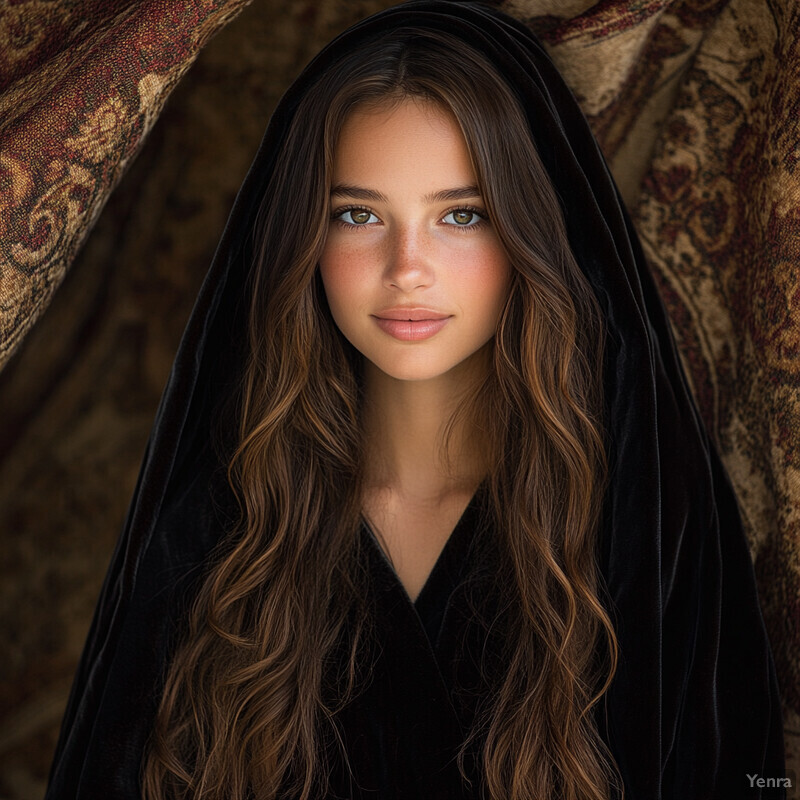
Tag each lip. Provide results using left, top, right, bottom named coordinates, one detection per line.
left=373, top=307, right=451, bottom=321
left=372, top=315, right=451, bottom=341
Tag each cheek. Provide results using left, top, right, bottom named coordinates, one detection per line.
left=319, top=243, right=359, bottom=307
left=477, top=257, right=511, bottom=294
left=318, top=241, right=375, bottom=336
left=469, top=246, right=511, bottom=318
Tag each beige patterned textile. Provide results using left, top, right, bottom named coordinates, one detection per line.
left=0, top=0, right=253, bottom=371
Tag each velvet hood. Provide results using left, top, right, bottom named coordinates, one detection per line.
left=46, top=2, right=785, bottom=798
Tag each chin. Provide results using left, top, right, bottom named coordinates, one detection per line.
left=366, top=347, right=488, bottom=384
left=372, top=360, right=455, bottom=383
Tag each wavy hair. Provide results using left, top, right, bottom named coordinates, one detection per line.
left=143, top=26, right=619, bottom=800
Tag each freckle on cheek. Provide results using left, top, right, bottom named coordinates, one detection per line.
left=333, top=258, right=368, bottom=279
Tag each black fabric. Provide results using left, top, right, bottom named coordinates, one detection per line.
left=364, top=481, right=486, bottom=648
left=409, top=485, right=484, bottom=648
left=329, top=489, right=497, bottom=800
left=46, top=2, right=785, bottom=798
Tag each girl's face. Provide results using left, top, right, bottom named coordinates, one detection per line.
left=319, top=97, right=511, bottom=384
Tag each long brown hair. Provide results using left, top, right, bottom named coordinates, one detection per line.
left=143, top=26, right=619, bottom=800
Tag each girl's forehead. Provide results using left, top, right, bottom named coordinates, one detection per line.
left=338, top=95, right=453, bottom=137
left=332, top=98, right=471, bottom=175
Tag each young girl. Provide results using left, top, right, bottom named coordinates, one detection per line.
left=47, top=2, right=785, bottom=798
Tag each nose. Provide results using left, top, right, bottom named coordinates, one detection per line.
left=383, top=223, right=434, bottom=292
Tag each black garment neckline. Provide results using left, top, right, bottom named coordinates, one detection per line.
left=361, top=483, right=486, bottom=649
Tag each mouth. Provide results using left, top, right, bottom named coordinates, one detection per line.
left=371, top=314, right=451, bottom=341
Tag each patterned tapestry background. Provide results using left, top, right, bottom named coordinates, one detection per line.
left=0, top=0, right=797, bottom=796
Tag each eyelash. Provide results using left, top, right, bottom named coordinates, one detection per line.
left=330, top=205, right=488, bottom=232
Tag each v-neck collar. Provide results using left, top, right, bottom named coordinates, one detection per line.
left=361, top=483, right=486, bottom=649
left=412, top=489, right=485, bottom=648
left=323, top=483, right=502, bottom=797
left=328, top=492, right=488, bottom=798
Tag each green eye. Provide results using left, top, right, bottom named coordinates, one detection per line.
left=337, top=209, right=379, bottom=225
left=443, top=209, right=484, bottom=226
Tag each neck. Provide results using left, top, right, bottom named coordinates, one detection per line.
left=361, top=348, right=491, bottom=505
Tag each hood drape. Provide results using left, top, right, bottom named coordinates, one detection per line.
left=46, top=2, right=784, bottom=798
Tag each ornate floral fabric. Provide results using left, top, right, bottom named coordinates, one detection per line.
left=0, top=0, right=252, bottom=370
left=1, top=0, right=797, bottom=794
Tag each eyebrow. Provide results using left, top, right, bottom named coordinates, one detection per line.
left=330, top=184, right=482, bottom=204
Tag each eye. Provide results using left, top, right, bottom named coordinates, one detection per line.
left=334, top=208, right=380, bottom=226
left=442, top=208, right=486, bottom=228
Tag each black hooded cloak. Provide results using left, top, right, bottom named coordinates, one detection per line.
left=46, top=2, right=786, bottom=798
